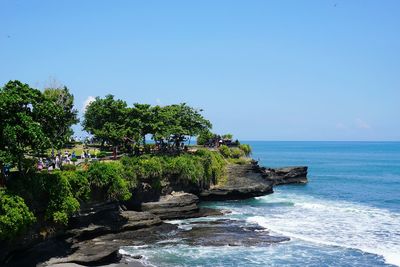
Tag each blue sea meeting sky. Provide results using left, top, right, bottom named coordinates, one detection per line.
left=1, top=0, right=399, bottom=141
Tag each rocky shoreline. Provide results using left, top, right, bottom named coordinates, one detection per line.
left=2, top=162, right=307, bottom=267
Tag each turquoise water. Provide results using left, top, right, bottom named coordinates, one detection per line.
left=123, top=142, right=400, bottom=266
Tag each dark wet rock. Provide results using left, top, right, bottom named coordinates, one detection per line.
left=200, top=163, right=274, bottom=201
left=68, top=210, right=162, bottom=241
left=141, top=192, right=203, bottom=220
left=260, top=166, right=308, bottom=185
left=164, top=219, right=289, bottom=247
left=42, top=223, right=177, bottom=266
left=4, top=211, right=165, bottom=267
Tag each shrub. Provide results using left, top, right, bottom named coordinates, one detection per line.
left=87, top=162, right=131, bottom=201
left=61, top=164, right=76, bottom=171
left=144, top=144, right=156, bottom=154
left=41, top=172, right=80, bottom=224
left=197, top=130, right=214, bottom=145
left=222, top=133, right=233, bottom=140
left=59, top=171, right=90, bottom=201
left=168, top=154, right=204, bottom=183
left=7, top=172, right=81, bottom=225
left=0, top=190, right=36, bottom=240
left=71, top=157, right=78, bottom=163
left=219, top=145, right=231, bottom=158
left=121, top=155, right=164, bottom=181
left=238, top=144, right=252, bottom=156
left=228, top=157, right=250, bottom=165
left=96, top=151, right=108, bottom=158
left=195, top=149, right=226, bottom=184
left=231, top=148, right=245, bottom=159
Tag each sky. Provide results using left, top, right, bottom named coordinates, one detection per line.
left=1, top=0, right=399, bottom=141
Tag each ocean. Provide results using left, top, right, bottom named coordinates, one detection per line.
left=121, top=141, right=400, bottom=266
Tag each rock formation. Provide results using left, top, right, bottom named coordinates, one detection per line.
left=200, top=163, right=274, bottom=201
left=260, top=166, right=308, bottom=185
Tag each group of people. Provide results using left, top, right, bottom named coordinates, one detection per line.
left=36, top=149, right=95, bottom=171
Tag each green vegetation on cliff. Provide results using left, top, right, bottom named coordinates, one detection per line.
left=0, top=190, right=36, bottom=240
left=0, top=80, right=250, bottom=241
left=1, top=150, right=227, bottom=240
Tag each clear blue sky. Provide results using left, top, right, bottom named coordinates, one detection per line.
left=1, top=0, right=399, bottom=141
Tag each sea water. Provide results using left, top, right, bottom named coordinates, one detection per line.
left=122, top=142, right=400, bottom=266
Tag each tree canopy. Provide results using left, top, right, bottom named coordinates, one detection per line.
left=0, top=80, right=78, bottom=172
left=82, top=95, right=128, bottom=147
left=42, top=86, right=79, bottom=149
left=83, top=97, right=212, bottom=152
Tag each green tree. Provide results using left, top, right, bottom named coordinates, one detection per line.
left=222, top=133, right=233, bottom=140
left=128, top=103, right=154, bottom=146
left=82, top=95, right=128, bottom=148
left=153, top=104, right=212, bottom=151
left=197, top=130, right=214, bottom=145
left=42, top=86, right=79, bottom=149
left=0, top=81, right=51, bottom=172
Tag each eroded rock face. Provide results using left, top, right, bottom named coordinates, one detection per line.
left=68, top=210, right=163, bottom=241
left=141, top=192, right=220, bottom=220
left=42, top=223, right=177, bottom=267
left=4, top=210, right=164, bottom=267
left=200, top=163, right=274, bottom=201
left=261, top=166, right=308, bottom=185
left=172, top=219, right=289, bottom=247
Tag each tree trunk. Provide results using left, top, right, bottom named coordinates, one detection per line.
left=0, top=162, right=5, bottom=187
left=113, top=146, right=117, bottom=160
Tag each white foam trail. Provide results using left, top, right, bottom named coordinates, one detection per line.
left=248, top=193, right=400, bottom=266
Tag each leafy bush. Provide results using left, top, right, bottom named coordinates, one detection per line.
left=197, top=130, right=214, bottom=145
left=219, top=145, right=232, bottom=158
left=222, top=133, right=233, bottom=140
left=71, top=157, right=78, bottom=163
left=144, top=144, right=156, bottom=154
left=61, top=164, right=76, bottom=171
left=7, top=171, right=83, bottom=225
left=219, top=144, right=248, bottom=160
left=167, top=154, right=205, bottom=183
left=96, top=151, right=108, bottom=158
left=0, top=190, right=36, bottom=240
left=39, top=172, right=80, bottom=225
left=195, top=149, right=226, bottom=184
left=238, top=144, right=252, bottom=156
left=59, top=171, right=90, bottom=201
left=87, top=162, right=131, bottom=201
left=121, top=155, right=164, bottom=181
left=230, top=148, right=245, bottom=159
left=228, top=157, right=250, bottom=165
left=121, top=151, right=227, bottom=188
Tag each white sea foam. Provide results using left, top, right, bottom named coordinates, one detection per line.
left=247, top=193, right=400, bottom=266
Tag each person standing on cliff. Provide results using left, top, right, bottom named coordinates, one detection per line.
left=55, top=156, right=60, bottom=169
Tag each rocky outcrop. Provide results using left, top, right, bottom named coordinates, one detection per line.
left=4, top=208, right=163, bottom=267
left=40, top=223, right=177, bottom=267
left=67, top=210, right=162, bottom=241
left=173, top=219, right=289, bottom=246
left=260, top=166, right=308, bottom=185
left=141, top=192, right=223, bottom=219
left=200, top=163, right=274, bottom=201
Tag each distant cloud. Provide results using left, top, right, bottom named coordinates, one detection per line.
left=355, top=118, right=371, bottom=129
left=82, top=96, right=95, bottom=112
left=156, top=98, right=162, bottom=105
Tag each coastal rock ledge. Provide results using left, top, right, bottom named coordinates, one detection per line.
left=200, top=163, right=274, bottom=201
left=141, top=192, right=223, bottom=219
left=261, top=166, right=308, bottom=185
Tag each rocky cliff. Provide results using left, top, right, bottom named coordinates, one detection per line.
left=260, top=165, right=308, bottom=185
left=200, top=163, right=274, bottom=201
left=2, top=160, right=308, bottom=266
